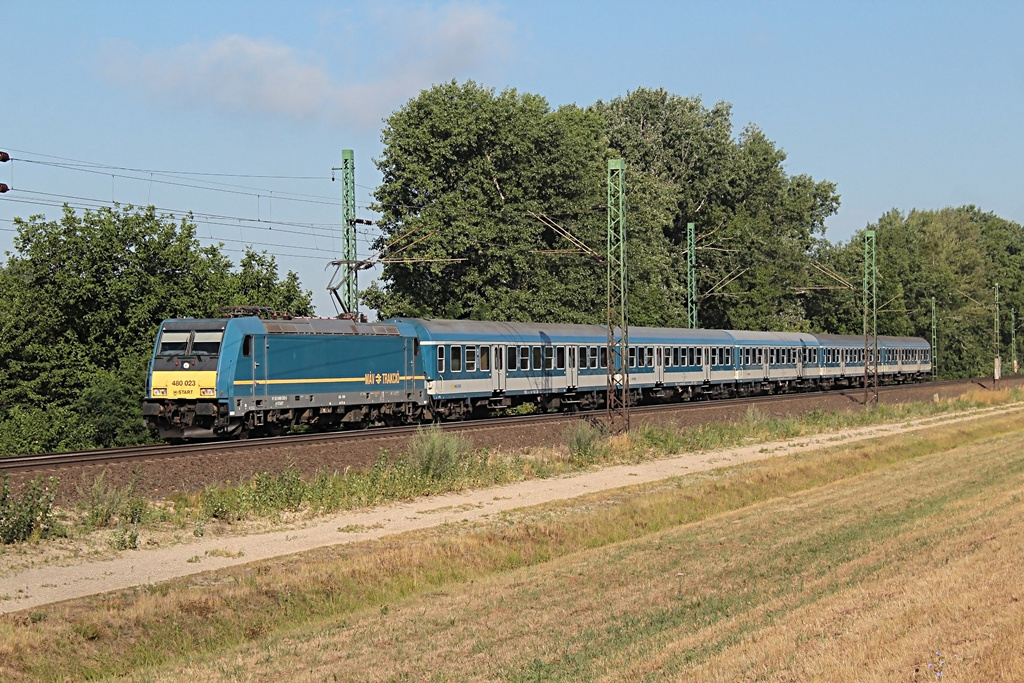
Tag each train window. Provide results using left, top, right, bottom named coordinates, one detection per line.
left=527, top=346, right=537, bottom=371
left=628, top=347, right=637, bottom=368
left=590, top=346, right=599, bottom=369
left=158, top=331, right=191, bottom=356
left=192, top=331, right=223, bottom=356
left=507, top=346, right=518, bottom=371
left=437, top=346, right=446, bottom=373
left=555, top=346, right=565, bottom=370
left=600, top=346, right=609, bottom=368
left=451, top=345, right=463, bottom=372
left=769, top=349, right=776, bottom=365
left=646, top=347, right=654, bottom=367
left=242, top=335, right=252, bottom=358
left=520, top=346, right=530, bottom=370
left=710, top=348, right=718, bottom=366
left=727, top=348, right=733, bottom=365
left=696, top=347, right=703, bottom=365
left=577, top=346, right=586, bottom=368
left=465, top=346, right=477, bottom=372
left=480, top=346, right=490, bottom=371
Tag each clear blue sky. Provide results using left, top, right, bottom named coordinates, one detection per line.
left=3, top=1, right=1022, bottom=315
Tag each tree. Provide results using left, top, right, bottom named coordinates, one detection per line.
left=365, top=80, right=610, bottom=323
left=806, top=206, right=1024, bottom=378
left=367, top=83, right=840, bottom=330
left=592, top=88, right=840, bottom=330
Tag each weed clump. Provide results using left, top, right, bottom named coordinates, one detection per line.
left=0, top=474, right=60, bottom=543
left=564, top=420, right=608, bottom=466
left=407, top=426, right=470, bottom=482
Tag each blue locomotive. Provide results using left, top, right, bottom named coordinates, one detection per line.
left=142, top=315, right=931, bottom=439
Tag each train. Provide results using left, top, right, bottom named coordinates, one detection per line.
left=142, top=315, right=932, bottom=440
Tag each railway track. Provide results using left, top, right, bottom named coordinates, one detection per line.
left=0, top=376, right=1001, bottom=477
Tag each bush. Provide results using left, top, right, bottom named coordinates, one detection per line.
left=407, top=426, right=470, bottom=482
left=564, top=419, right=607, bottom=466
left=0, top=405, right=96, bottom=457
left=0, top=475, right=60, bottom=544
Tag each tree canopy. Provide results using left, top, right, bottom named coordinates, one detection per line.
left=0, top=204, right=312, bottom=454
left=366, top=83, right=840, bottom=331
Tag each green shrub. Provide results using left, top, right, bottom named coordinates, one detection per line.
left=0, top=475, right=60, bottom=544
left=407, top=426, right=470, bottom=482
left=110, top=523, right=139, bottom=550
left=565, top=419, right=607, bottom=466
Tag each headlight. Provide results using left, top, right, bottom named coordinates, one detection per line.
left=200, top=388, right=216, bottom=396
left=152, top=388, right=168, bottom=397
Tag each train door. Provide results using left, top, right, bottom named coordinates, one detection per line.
left=702, top=346, right=711, bottom=382
left=492, top=345, right=506, bottom=393
left=762, top=347, right=770, bottom=380
left=796, top=346, right=804, bottom=380
left=566, top=346, right=579, bottom=389
left=840, top=348, right=846, bottom=377
left=653, top=346, right=664, bottom=384
left=253, top=333, right=267, bottom=406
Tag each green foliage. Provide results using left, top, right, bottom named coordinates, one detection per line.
left=76, top=471, right=150, bottom=530
left=368, top=82, right=839, bottom=331
left=110, top=523, right=139, bottom=551
left=407, top=426, right=471, bottom=481
left=0, top=405, right=96, bottom=456
left=0, top=475, right=60, bottom=544
left=0, top=204, right=314, bottom=454
left=366, top=80, right=609, bottom=322
left=564, top=419, right=608, bottom=466
left=806, top=206, right=1024, bottom=378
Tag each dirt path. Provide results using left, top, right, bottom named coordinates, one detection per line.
left=2, top=404, right=1021, bottom=615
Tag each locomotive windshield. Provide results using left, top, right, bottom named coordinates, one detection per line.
left=157, top=331, right=191, bottom=356
left=191, top=331, right=223, bottom=356
left=156, top=330, right=224, bottom=357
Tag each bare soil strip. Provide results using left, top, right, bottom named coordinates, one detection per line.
left=1, top=402, right=1020, bottom=615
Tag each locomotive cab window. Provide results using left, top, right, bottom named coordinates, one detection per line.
left=191, top=331, right=223, bottom=357
left=157, top=331, right=191, bottom=356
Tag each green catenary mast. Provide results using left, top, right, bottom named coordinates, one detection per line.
left=687, top=222, right=697, bottom=328
left=606, top=158, right=629, bottom=429
left=328, top=150, right=360, bottom=316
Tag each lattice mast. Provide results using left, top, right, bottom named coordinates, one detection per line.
left=994, top=283, right=1001, bottom=385
left=1012, top=308, right=1017, bottom=375
left=863, top=229, right=877, bottom=404
left=328, top=149, right=359, bottom=315
left=606, top=159, right=629, bottom=429
left=931, top=296, right=937, bottom=379
left=687, top=222, right=698, bottom=328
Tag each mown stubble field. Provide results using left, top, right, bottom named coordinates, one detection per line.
left=4, top=406, right=1024, bottom=681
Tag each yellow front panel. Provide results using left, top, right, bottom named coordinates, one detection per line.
left=151, top=371, right=218, bottom=399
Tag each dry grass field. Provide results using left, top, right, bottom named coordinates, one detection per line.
left=3, top=407, right=1024, bottom=681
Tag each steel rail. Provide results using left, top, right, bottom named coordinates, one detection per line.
left=0, top=377, right=996, bottom=474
